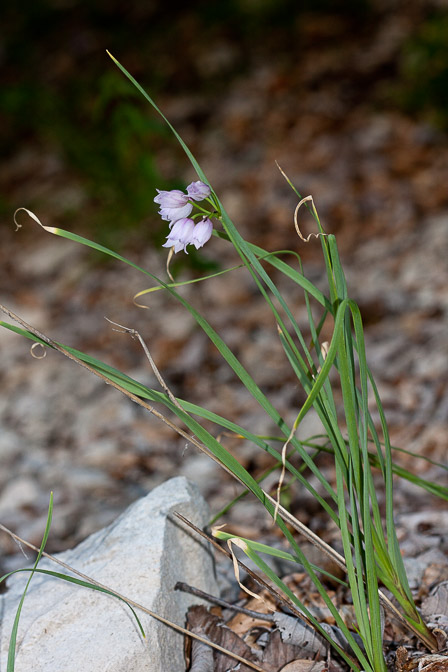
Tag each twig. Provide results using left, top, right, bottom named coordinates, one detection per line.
left=174, top=582, right=274, bottom=622
left=104, top=318, right=183, bottom=411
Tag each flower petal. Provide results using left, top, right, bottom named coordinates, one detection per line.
left=162, top=217, right=195, bottom=254
left=191, top=217, right=213, bottom=249
left=159, top=202, right=193, bottom=223
left=186, top=181, right=211, bottom=201
left=154, top=189, right=189, bottom=207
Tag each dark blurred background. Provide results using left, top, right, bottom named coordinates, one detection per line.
left=1, top=0, right=447, bottom=566
left=2, top=0, right=448, bottom=245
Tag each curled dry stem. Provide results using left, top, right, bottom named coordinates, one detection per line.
left=274, top=427, right=295, bottom=523
left=275, top=162, right=327, bottom=242
left=294, top=195, right=327, bottom=242
left=226, top=537, right=265, bottom=602
left=166, top=246, right=175, bottom=283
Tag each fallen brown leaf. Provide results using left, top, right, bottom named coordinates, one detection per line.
left=261, top=628, right=305, bottom=671
left=421, top=582, right=448, bottom=621
left=279, top=660, right=327, bottom=672
left=417, top=654, right=448, bottom=672
left=227, top=595, right=277, bottom=635
left=186, top=605, right=262, bottom=672
left=189, top=638, right=214, bottom=672
left=420, top=565, right=448, bottom=600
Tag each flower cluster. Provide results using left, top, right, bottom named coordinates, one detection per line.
left=154, top=181, right=214, bottom=254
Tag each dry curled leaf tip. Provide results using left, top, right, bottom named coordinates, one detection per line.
left=294, top=196, right=327, bottom=243
left=30, top=342, right=47, bottom=359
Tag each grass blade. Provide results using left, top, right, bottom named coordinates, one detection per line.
left=0, top=568, right=145, bottom=638
left=6, top=493, right=53, bottom=672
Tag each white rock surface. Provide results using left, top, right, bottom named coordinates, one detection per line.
left=0, top=477, right=218, bottom=672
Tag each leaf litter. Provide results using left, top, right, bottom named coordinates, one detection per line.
left=184, top=532, right=448, bottom=672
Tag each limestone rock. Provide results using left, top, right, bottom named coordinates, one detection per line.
left=0, top=477, right=218, bottom=671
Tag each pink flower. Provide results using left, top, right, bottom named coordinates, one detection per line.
left=156, top=183, right=215, bottom=253
left=191, top=217, right=213, bottom=249
left=187, top=181, right=211, bottom=201
left=154, top=189, right=193, bottom=223
left=162, top=218, right=195, bottom=254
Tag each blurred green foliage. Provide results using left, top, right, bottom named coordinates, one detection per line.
left=2, top=3, right=184, bottom=244
left=397, top=12, right=448, bottom=129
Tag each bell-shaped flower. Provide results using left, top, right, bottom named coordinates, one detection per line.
left=186, top=181, right=211, bottom=201
left=162, top=217, right=195, bottom=253
left=191, top=217, right=213, bottom=249
left=154, top=189, right=193, bottom=223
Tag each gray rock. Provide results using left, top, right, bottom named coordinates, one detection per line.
left=0, top=477, right=218, bottom=671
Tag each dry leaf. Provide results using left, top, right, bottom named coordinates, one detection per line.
left=418, top=654, right=448, bottom=672
left=421, top=582, right=448, bottom=620
left=226, top=611, right=272, bottom=639
left=420, top=565, right=448, bottom=599
left=189, top=638, right=214, bottom=672
left=421, top=580, right=448, bottom=645
left=274, top=612, right=365, bottom=657
left=187, top=605, right=261, bottom=672
left=395, top=650, right=448, bottom=672
left=262, top=628, right=304, bottom=671
left=227, top=595, right=277, bottom=635
left=279, top=660, right=326, bottom=672
left=395, top=646, right=416, bottom=672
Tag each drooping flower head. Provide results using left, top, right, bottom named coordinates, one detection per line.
left=155, top=182, right=215, bottom=254
left=191, top=217, right=213, bottom=249
left=187, top=181, right=211, bottom=201
left=154, top=189, right=193, bottom=223
left=162, top=217, right=195, bottom=254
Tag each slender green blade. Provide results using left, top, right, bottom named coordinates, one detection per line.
left=214, top=531, right=348, bottom=586
left=1, top=568, right=145, bottom=637
left=232, top=540, right=370, bottom=671
left=6, top=493, right=53, bottom=672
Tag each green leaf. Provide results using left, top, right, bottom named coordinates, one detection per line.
left=214, top=530, right=348, bottom=586
left=0, top=567, right=145, bottom=638
left=6, top=493, right=53, bottom=672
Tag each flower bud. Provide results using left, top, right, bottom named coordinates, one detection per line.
left=186, top=181, right=211, bottom=201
